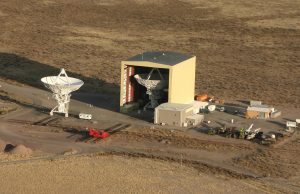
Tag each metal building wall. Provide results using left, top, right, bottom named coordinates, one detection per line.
left=168, top=57, right=196, bottom=104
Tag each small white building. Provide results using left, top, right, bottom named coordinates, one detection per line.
left=154, top=103, right=203, bottom=127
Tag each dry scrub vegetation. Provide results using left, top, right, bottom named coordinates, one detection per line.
left=0, top=0, right=299, bottom=106
left=0, top=154, right=266, bottom=194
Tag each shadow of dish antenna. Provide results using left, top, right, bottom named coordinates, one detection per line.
left=41, top=68, right=84, bottom=117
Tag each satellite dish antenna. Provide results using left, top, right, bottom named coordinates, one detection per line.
left=41, top=68, right=84, bottom=117
left=134, top=68, right=167, bottom=110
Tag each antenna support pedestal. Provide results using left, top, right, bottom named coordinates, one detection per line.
left=50, top=93, right=71, bottom=117
left=41, top=68, right=84, bottom=118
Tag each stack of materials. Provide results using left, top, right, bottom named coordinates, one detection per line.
left=195, top=94, right=208, bottom=102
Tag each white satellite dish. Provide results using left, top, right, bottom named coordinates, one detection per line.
left=41, top=68, right=84, bottom=117
left=207, top=105, right=216, bottom=112
left=134, top=68, right=167, bottom=110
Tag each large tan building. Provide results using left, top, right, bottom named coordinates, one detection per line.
left=120, top=51, right=196, bottom=112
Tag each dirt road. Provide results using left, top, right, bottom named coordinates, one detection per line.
left=0, top=109, right=299, bottom=193
left=0, top=75, right=299, bottom=193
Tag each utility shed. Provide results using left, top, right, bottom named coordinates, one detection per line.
left=245, top=105, right=274, bottom=119
left=120, top=51, right=196, bottom=112
left=154, top=103, right=194, bottom=127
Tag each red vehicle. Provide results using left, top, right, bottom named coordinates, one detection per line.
left=88, top=128, right=110, bottom=139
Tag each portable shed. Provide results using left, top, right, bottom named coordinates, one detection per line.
left=245, top=105, right=274, bottom=119
left=120, top=51, right=196, bottom=112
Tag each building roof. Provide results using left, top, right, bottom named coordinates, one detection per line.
left=247, top=106, right=273, bottom=113
left=126, top=51, right=193, bottom=66
left=156, top=103, right=193, bottom=111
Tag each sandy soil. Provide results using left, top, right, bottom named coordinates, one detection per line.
left=0, top=99, right=18, bottom=115
left=0, top=154, right=281, bottom=194
left=0, top=75, right=299, bottom=193
left=0, top=114, right=299, bottom=193
left=0, top=0, right=299, bottom=193
left=0, top=0, right=299, bottom=107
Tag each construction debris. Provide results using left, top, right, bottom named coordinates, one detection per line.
left=245, top=128, right=261, bottom=140
left=195, top=94, right=208, bottom=102
left=204, top=123, right=286, bottom=146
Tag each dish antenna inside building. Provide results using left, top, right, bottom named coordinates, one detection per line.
left=134, top=68, right=167, bottom=110
left=41, top=68, right=84, bottom=117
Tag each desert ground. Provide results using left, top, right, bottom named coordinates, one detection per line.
left=0, top=154, right=282, bottom=194
left=0, top=0, right=299, bottom=106
left=0, top=0, right=300, bottom=193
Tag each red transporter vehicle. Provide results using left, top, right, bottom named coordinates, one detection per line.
left=88, top=128, right=110, bottom=139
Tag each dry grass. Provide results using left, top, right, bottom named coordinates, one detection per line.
left=0, top=0, right=299, bottom=106
left=0, top=154, right=265, bottom=194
